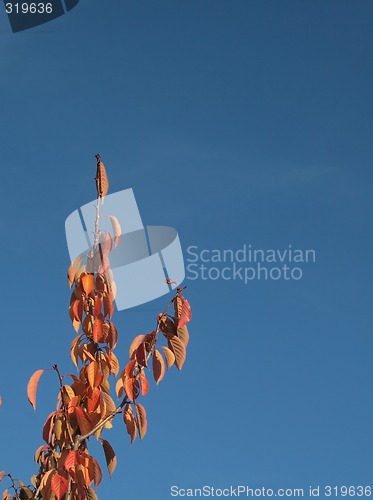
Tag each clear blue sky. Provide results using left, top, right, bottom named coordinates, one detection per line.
left=0, top=1, right=372, bottom=498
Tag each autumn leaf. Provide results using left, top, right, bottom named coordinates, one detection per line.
left=75, top=407, right=93, bottom=435
left=123, top=404, right=137, bottom=444
left=100, top=439, right=117, bottom=477
left=135, top=342, right=148, bottom=368
left=108, top=215, right=121, bottom=249
left=178, top=299, right=192, bottom=328
left=135, top=403, right=147, bottom=439
left=0, top=471, right=7, bottom=482
left=168, top=335, right=186, bottom=370
left=177, top=325, right=190, bottom=347
left=81, top=273, right=95, bottom=295
left=152, top=349, right=165, bottom=384
left=27, top=369, right=45, bottom=410
left=65, top=450, right=80, bottom=472
left=95, top=156, right=109, bottom=201
left=51, top=473, right=68, bottom=500
left=124, top=378, right=140, bottom=402
left=129, top=334, right=145, bottom=358
left=67, top=255, right=83, bottom=288
left=72, top=299, right=84, bottom=323
left=162, top=346, right=175, bottom=369
left=139, top=371, right=149, bottom=396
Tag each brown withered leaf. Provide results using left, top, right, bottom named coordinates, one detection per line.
left=91, top=456, right=102, bottom=488
left=162, top=346, right=175, bottom=369
left=108, top=216, right=121, bottom=249
left=100, top=439, right=117, bottom=478
left=177, top=325, right=190, bottom=347
left=168, top=335, right=186, bottom=370
left=158, top=314, right=177, bottom=336
left=135, top=342, right=148, bottom=368
left=152, top=349, right=165, bottom=385
left=135, top=403, right=147, bottom=439
left=87, top=486, right=99, bottom=500
left=27, top=369, right=45, bottom=410
left=95, top=158, right=109, bottom=201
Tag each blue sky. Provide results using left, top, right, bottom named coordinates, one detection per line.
left=0, top=1, right=372, bottom=498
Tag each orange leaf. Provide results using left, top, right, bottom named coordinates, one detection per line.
left=161, top=346, right=175, bottom=369
left=108, top=216, right=121, bottom=249
left=135, top=403, right=147, bottom=439
left=51, top=473, right=68, bottom=500
left=72, top=299, right=84, bottom=323
left=94, top=296, right=102, bottom=317
left=123, top=404, right=137, bottom=443
left=124, top=378, right=140, bottom=402
left=93, top=316, right=104, bottom=343
left=168, top=335, right=186, bottom=370
left=139, top=371, right=149, bottom=396
left=0, top=471, right=7, bottom=482
left=81, top=274, right=95, bottom=295
left=152, top=349, right=165, bottom=384
left=100, top=439, right=117, bottom=477
left=103, top=296, right=114, bottom=319
left=129, top=334, right=144, bottom=358
left=124, top=359, right=136, bottom=378
left=27, top=369, right=45, bottom=410
left=75, top=407, right=92, bottom=435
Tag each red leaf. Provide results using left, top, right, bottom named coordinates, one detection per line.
left=178, top=299, right=192, bottom=328
left=65, top=450, right=79, bottom=472
left=51, top=473, right=68, bottom=500
left=27, top=369, right=45, bottom=410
